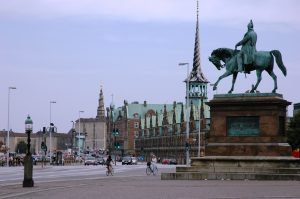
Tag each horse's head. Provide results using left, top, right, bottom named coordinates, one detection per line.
left=209, top=55, right=222, bottom=70
left=209, top=48, right=236, bottom=70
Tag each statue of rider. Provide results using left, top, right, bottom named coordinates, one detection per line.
left=235, top=20, right=257, bottom=73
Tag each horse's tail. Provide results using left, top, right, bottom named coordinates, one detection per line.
left=271, top=50, right=287, bottom=76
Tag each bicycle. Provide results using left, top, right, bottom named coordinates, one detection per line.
left=106, top=164, right=114, bottom=176
left=146, top=162, right=158, bottom=175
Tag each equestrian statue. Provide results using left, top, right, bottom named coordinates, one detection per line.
left=208, top=20, right=287, bottom=93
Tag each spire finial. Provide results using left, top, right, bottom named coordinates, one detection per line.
left=197, top=0, right=199, bottom=21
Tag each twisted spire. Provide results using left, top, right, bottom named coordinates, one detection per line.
left=189, top=0, right=209, bottom=83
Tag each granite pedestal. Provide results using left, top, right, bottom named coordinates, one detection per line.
left=161, top=93, right=299, bottom=180
left=205, top=93, right=291, bottom=156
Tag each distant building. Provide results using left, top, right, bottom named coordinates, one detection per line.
left=0, top=130, right=71, bottom=155
left=294, top=103, right=300, bottom=116
left=107, top=100, right=209, bottom=157
left=107, top=2, right=210, bottom=163
left=139, top=1, right=209, bottom=163
left=74, top=87, right=107, bottom=152
left=0, top=88, right=106, bottom=155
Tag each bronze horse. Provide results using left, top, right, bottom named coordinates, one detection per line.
left=208, top=48, right=286, bottom=93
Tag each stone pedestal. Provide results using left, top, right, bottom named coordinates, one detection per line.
left=161, top=93, right=299, bottom=181
left=161, top=156, right=300, bottom=180
left=205, top=93, right=292, bottom=156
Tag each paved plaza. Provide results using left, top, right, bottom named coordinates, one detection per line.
left=1, top=164, right=300, bottom=199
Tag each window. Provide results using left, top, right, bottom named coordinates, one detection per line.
left=134, top=131, right=139, bottom=138
left=134, top=122, right=139, bottom=128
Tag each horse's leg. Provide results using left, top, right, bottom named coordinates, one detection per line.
left=213, top=71, right=232, bottom=91
left=228, top=72, right=238, bottom=93
left=267, top=70, right=277, bottom=93
left=251, top=70, right=262, bottom=92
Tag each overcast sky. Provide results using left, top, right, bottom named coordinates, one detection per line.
left=1, top=0, right=299, bottom=133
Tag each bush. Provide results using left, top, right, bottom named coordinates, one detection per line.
left=287, top=112, right=300, bottom=150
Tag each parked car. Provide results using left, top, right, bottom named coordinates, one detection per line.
left=32, top=155, right=39, bottom=165
left=162, top=158, right=170, bottom=165
left=84, top=156, right=97, bottom=165
left=131, top=157, right=138, bottom=165
left=96, top=157, right=105, bottom=165
left=169, top=159, right=177, bottom=165
left=122, top=156, right=132, bottom=165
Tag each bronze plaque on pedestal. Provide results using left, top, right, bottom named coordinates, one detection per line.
left=227, top=116, right=259, bottom=136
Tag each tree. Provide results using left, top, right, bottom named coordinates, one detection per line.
left=15, top=141, right=27, bottom=154
left=287, top=112, right=300, bottom=150
left=0, top=140, right=6, bottom=153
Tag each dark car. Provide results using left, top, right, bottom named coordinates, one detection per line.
left=169, top=159, right=177, bottom=165
left=122, top=156, right=132, bottom=165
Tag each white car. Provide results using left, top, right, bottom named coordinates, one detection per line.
left=131, top=157, right=138, bottom=165
left=84, top=156, right=97, bottom=165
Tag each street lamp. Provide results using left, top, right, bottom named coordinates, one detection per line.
left=78, top=111, right=84, bottom=158
left=198, top=94, right=205, bottom=157
left=198, top=102, right=201, bottom=157
left=7, top=86, right=16, bottom=167
left=23, top=115, right=34, bottom=187
left=179, top=62, right=190, bottom=166
left=49, top=101, right=56, bottom=164
left=113, top=128, right=119, bottom=166
left=71, top=121, right=75, bottom=152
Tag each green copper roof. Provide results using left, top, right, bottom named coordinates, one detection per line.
left=110, top=101, right=210, bottom=130
left=140, top=103, right=210, bottom=129
left=111, top=103, right=174, bottom=122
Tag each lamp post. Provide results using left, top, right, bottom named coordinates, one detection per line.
left=49, top=101, right=56, bottom=164
left=109, top=99, right=115, bottom=154
left=78, top=111, right=84, bottom=158
left=6, top=86, right=16, bottom=167
left=198, top=95, right=203, bottom=157
left=198, top=103, right=201, bottom=157
left=71, top=121, right=75, bottom=153
left=179, top=62, right=190, bottom=166
left=23, top=115, right=34, bottom=187
left=113, top=128, right=119, bottom=166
